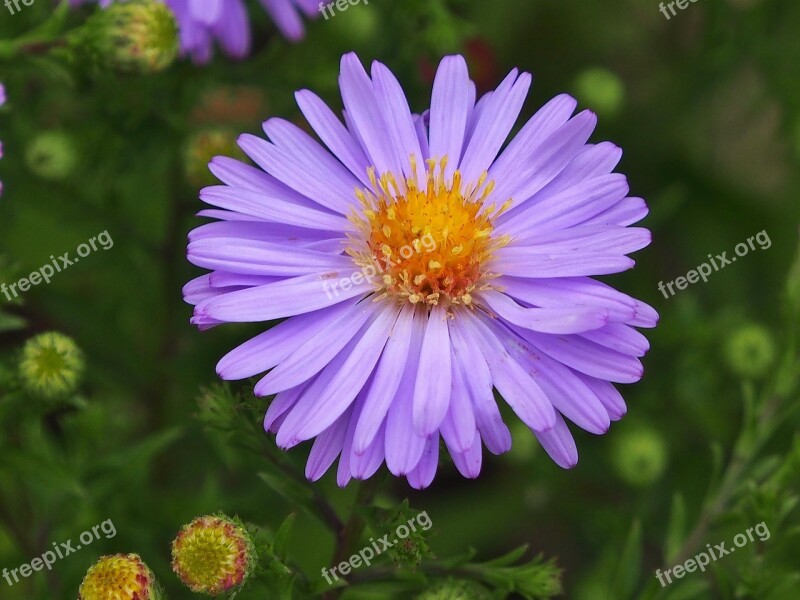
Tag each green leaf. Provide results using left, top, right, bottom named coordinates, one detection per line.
left=273, top=512, right=296, bottom=561
left=608, top=519, right=642, bottom=599
left=664, top=493, right=687, bottom=564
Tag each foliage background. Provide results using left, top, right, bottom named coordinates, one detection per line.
left=1, top=0, right=799, bottom=598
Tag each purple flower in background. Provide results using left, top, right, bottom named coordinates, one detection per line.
left=70, top=0, right=319, bottom=63
left=184, top=53, right=658, bottom=489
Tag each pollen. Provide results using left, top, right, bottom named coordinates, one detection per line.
left=348, top=156, right=512, bottom=307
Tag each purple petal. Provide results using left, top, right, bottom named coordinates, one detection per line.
left=412, top=305, right=452, bottom=436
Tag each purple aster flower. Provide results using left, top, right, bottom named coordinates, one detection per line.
left=70, top=0, right=318, bottom=63
left=184, top=53, right=658, bottom=489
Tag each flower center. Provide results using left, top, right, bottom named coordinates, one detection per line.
left=348, top=157, right=511, bottom=308
left=79, top=555, right=152, bottom=600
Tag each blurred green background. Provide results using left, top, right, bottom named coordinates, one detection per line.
left=1, top=0, right=799, bottom=598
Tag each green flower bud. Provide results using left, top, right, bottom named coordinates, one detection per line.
left=75, top=0, right=178, bottom=74
left=18, top=332, right=84, bottom=399
left=385, top=509, right=433, bottom=569
left=509, top=558, right=563, bottom=599
left=723, top=323, right=776, bottom=379
left=417, top=579, right=493, bottom=600
left=25, top=131, right=79, bottom=180
left=184, top=129, right=245, bottom=188
left=611, top=425, right=668, bottom=487
left=329, top=3, right=379, bottom=43
left=573, top=68, right=625, bottom=118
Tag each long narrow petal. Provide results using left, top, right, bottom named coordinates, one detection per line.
left=460, top=313, right=556, bottom=432
left=371, top=61, right=426, bottom=183
left=449, top=317, right=511, bottom=455
left=458, top=70, right=531, bottom=185
left=533, top=414, right=578, bottom=469
left=428, top=55, right=471, bottom=179
left=479, top=289, right=608, bottom=334
left=295, top=89, right=372, bottom=186
left=412, top=305, right=452, bottom=436
left=195, top=272, right=371, bottom=323
left=353, top=303, right=416, bottom=454
left=339, top=53, right=401, bottom=176
left=254, top=300, right=376, bottom=395
left=216, top=295, right=361, bottom=380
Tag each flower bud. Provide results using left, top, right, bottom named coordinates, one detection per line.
left=610, top=424, right=668, bottom=487
left=418, top=579, right=493, bottom=600
left=25, top=131, right=79, bottom=181
left=18, top=332, right=84, bottom=399
left=184, top=129, right=245, bottom=188
left=75, top=0, right=178, bottom=74
left=723, top=323, right=776, bottom=379
left=573, top=68, right=625, bottom=118
left=171, top=513, right=257, bottom=596
left=79, top=554, right=163, bottom=600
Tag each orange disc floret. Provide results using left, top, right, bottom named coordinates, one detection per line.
left=348, top=156, right=511, bottom=308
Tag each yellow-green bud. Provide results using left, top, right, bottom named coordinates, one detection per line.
left=79, top=554, right=163, bottom=600
left=573, top=68, right=625, bottom=118
left=18, top=332, right=84, bottom=399
left=171, top=513, right=257, bottom=596
left=611, top=425, right=668, bottom=487
left=723, top=323, right=776, bottom=379
left=26, top=131, right=79, bottom=180
left=76, top=0, right=178, bottom=74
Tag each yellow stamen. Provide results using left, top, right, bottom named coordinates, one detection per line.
left=349, top=156, right=512, bottom=308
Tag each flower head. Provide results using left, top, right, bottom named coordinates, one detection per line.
left=184, top=53, right=658, bottom=488
left=19, top=332, right=84, bottom=399
left=723, top=322, right=776, bottom=379
left=79, top=554, right=162, bottom=600
left=71, top=0, right=320, bottom=64
left=610, top=424, right=667, bottom=486
left=26, top=131, right=79, bottom=180
left=171, top=513, right=256, bottom=596
left=75, top=0, right=179, bottom=73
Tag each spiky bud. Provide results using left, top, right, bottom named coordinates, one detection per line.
left=75, top=0, right=178, bottom=74
left=79, top=554, right=163, bottom=600
left=19, top=332, right=84, bottom=399
left=171, top=513, right=257, bottom=596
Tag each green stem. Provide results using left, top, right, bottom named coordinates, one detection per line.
left=0, top=1, right=70, bottom=60
left=325, top=476, right=386, bottom=599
